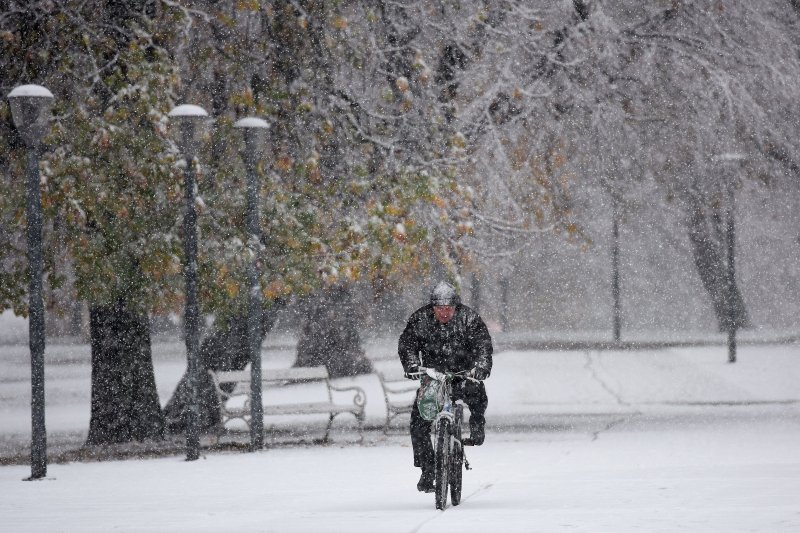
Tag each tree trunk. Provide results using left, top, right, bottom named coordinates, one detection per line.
left=85, top=301, right=164, bottom=445
left=295, top=286, right=374, bottom=378
left=470, top=273, right=481, bottom=314
left=162, top=303, right=284, bottom=434
left=687, top=201, right=751, bottom=332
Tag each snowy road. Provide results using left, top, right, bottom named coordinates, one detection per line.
left=2, top=410, right=799, bottom=532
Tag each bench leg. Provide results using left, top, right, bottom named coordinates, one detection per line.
left=208, top=421, right=225, bottom=446
left=322, top=413, right=335, bottom=444
left=357, top=411, right=365, bottom=445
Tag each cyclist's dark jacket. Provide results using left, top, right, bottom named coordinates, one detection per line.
left=398, top=303, right=493, bottom=377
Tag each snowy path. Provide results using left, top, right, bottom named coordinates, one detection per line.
left=2, top=411, right=799, bottom=532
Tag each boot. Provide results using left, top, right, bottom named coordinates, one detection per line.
left=463, top=420, right=485, bottom=446
left=417, top=466, right=435, bottom=493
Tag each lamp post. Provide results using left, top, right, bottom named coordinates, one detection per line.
left=716, top=152, right=746, bottom=364
left=8, top=84, right=55, bottom=481
left=234, top=117, right=270, bottom=451
left=610, top=189, right=621, bottom=343
left=499, top=276, right=510, bottom=332
left=168, top=104, right=209, bottom=460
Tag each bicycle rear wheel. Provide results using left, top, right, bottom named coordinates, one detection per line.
left=434, top=418, right=451, bottom=510
left=450, top=405, right=463, bottom=506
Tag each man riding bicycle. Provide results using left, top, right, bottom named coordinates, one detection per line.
left=399, top=281, right=493, bottom=493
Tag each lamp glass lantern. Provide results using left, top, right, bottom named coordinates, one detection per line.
left=168, top=104, right=210, bottom=157
left=8, top=84, right=55, bottom=147
left=234, top=117, right=270, bottom=166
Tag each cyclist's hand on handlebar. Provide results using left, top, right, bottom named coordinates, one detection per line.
left=469, top=366, right=489, bottom=380
left=404, top=365, right=421, bottom=380
left=425, top=367, right=446, bottom=380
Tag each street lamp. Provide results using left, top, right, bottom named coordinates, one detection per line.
left=8, top=84, right=54, bottom=481
left=234, top=116, right=270, bottom=451
left=716, top=152, right=746, bottom=364
left=168, top=104, right=209, bottom=460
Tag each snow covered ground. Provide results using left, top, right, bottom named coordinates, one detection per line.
left=1, top=417, right=798, bottom=532
left=1, top=336, right=799, bottom=532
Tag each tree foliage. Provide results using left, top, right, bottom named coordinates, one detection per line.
left=2, top=0, right=800, bottom=445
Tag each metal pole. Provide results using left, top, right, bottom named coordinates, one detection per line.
left=611, top=191, right=621, bottom=343
left=499, top=277, right=509, bottom=332
left=726, top=184, right=737, bottom=364
left=183, top=158, right=200, bottom=460
left=244, top=143, right=264, bottom=451
left=26, top=146, right=47, bottom=480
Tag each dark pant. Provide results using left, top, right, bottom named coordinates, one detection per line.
left=410, top=379, right=488, bottom=469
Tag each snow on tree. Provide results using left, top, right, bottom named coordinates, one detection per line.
left=2, top=0, right=186, bottom=444
left=434, top=0, right=800, bottom=331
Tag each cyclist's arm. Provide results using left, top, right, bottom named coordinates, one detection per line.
left=467, top=313, right=493, bottom=379
left=398, top=314, right=423, bottom=376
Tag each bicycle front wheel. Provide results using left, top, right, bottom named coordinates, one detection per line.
left=434, top=417, right=451, bottom=510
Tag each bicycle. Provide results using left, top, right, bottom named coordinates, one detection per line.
left=411, top=367, right=476, bottom=510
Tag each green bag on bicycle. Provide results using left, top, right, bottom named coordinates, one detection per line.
left=417, top=376, right=445, bottom=421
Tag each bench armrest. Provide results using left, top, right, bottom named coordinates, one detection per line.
left=328, top=383, right=367, bottom=410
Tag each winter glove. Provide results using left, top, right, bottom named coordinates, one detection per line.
left=404, top=364, right=421, bottom=380
left=469, top=366, right=489, bottom=381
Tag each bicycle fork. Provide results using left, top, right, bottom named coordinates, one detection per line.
left=454, top=401, right=471, bottom=471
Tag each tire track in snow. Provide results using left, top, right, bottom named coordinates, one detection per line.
left=590, top=417, right=629, bottom=442
left=408, top=481, right=494, bottom=533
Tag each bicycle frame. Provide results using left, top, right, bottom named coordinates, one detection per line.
left=433, top=376, right=461, bottom=453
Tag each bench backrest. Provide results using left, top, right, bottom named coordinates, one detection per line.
left=213, top=366, right=330, bottom=385
left=377, top=369, right=419, bottom=394
left=377, top=367, right=407, bottom=382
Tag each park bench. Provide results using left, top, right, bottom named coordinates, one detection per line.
left=376, top=368, right=419, bottom=433
left=208, top=366, right=366, bottom=443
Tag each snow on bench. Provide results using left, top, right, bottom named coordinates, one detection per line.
left=208, top=366, right=366, bottom=443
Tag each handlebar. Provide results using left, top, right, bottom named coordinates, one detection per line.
left=407, top=367, right=479, bottom=383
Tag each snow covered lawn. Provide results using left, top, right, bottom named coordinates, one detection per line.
left=2, top=413, right=799, bottom=532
